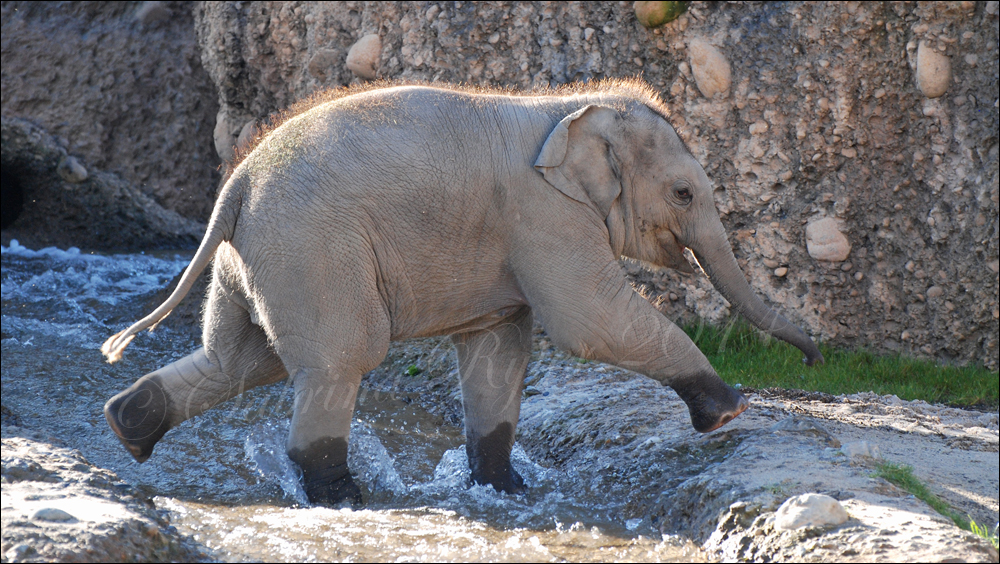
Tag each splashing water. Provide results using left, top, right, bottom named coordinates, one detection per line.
left=1, top=241, right=705, bottom=562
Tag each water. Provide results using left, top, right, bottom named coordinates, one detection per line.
left=1, top=241, right=704, bottom=562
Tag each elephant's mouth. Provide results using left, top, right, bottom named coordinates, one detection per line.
left=654, top=230, right=694, bottom=273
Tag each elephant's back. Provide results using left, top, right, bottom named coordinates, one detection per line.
left=229, top=85, right=547, bottom=249
left=235, top=88, right=482, bottom=209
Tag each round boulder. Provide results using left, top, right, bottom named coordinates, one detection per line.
left=56, top=156, right=87, bottom=184
left=634, top=2, right=689, bottom=29
left=916, top=41, right=951, bottom=98
left=346, top=34, right=381, bottom=80
left=774, top=493, right=849, bottom=531
left=806, top=218, right=851, bottom=262
left=688, top=38, right=731, bottom=98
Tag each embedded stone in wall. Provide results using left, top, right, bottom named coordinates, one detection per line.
left=346, top=34, right=381, bottom=80
left=135, top=1, right=170, bottom=27
left=634, top=1, right=689, bottom=29
left=916, top=41, right=951, bottom=98
left=237, top=120, right=258, bottom=152
left=688, top=38, right=731, bottom=98
left=213, top=110, right=238, bottom=163
left=56, top=156, right=87, bottom=184
left=307, top=49, right=340, bottom=80
left=806, top=218, right=851, bottom=262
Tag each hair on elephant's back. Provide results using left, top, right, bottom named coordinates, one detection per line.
left=225, top=78, right=672, bottom=177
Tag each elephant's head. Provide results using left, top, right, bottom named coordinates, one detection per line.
left=535, top=103, right=824, bottom=366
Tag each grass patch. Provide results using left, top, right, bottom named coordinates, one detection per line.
left=684, top=319, right=998, bottom=407
left=874, top=462, right=964, bottom=525
left=970, top=520, right=1000, bottom=551
left=874, top=462, right=999, bottom=549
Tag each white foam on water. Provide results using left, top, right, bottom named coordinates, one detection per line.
left=2, top=241, right=191, bottom=348
left=243, top=418, right=409, bottom=504
left=240, top=414, right=622, bottom=536
left=243, top=419, right=309, bottom=506
left=1, top=240, right=188, bottom=305
left=0, top=315, right=103, bottom=349
left=348, top=419, right=408, bottom=497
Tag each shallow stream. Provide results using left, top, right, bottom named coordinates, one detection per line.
left=0, top=241, right=704, bottom=562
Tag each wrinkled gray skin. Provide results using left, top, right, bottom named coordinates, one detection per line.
left=103, top=82, right=822, bottom=505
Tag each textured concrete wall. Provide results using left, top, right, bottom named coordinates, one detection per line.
left=3, top=1, right=995, bottom=368
left=1, top=1, right=221, bottom=220
left=194, top=1, right=998, bottom=369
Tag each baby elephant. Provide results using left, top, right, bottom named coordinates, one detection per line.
left=103, top=80, right=822, bottom=505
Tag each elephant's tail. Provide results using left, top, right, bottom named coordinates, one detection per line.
left=101, top=180, right=242, bottom=364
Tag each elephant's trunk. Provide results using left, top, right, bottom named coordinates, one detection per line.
left=688, top=220, right=824, bottom=366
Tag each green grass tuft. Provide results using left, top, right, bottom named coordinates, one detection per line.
left=874, top=462, right=999, bottom=548
left=969, top=519, right=1000, bottom=551
left=684, top=319, right=998, bottom=407
left=874, top=462, right=965, bottom=527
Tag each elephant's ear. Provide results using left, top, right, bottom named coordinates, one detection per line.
left=534, top=106, right=622, bottom=217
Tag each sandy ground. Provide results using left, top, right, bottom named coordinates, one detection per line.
left=692, top=389, right=998, bottom=562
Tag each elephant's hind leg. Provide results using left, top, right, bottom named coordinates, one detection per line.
left=275, top=327, right=389, bottom=507
left=104, top=275, right=287, bottom=462
left=451, top=307, right=533, bottom=494
left=264, top=269, right=392, bottom=507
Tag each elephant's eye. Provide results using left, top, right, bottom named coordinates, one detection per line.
left=675, top=187, right=692, bottom=204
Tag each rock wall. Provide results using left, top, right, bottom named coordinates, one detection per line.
left=1, top=116, right=204, bottom=250
left=194, top=1, right=998, bottom=369
left=3, top=1, right=994, bottom=368
left=1, top=1, right=220, bottom=221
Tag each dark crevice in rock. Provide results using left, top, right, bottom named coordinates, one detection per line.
left=0, top=117, right=204, bottom=251
left=1, top=164, right=24, bottom=230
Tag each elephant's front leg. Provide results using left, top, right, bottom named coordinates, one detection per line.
left=451, top=307, right=533, bottom=494
left=515, top=237, right=748, bottom=433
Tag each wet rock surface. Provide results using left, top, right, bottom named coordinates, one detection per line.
left=1, top=430, right=206, bottom=563
left=365, top=334, right=999, bottom=563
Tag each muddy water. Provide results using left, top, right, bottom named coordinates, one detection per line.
left=1, top=241, right=704, bottom=562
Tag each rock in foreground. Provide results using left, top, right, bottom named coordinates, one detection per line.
left=1, top=432, right=205, bottom=563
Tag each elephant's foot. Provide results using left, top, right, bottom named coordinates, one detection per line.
left=302, top=465, right=363, bottom=507
left=467, top=422, right=527, bottom=495
left=289, top=437, right=363, bottom=506
left=104, top=376, right=172, bottom=463
left=471, top=461, right=526, bottom=494
left=672, top=374, right=749, bottom=433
